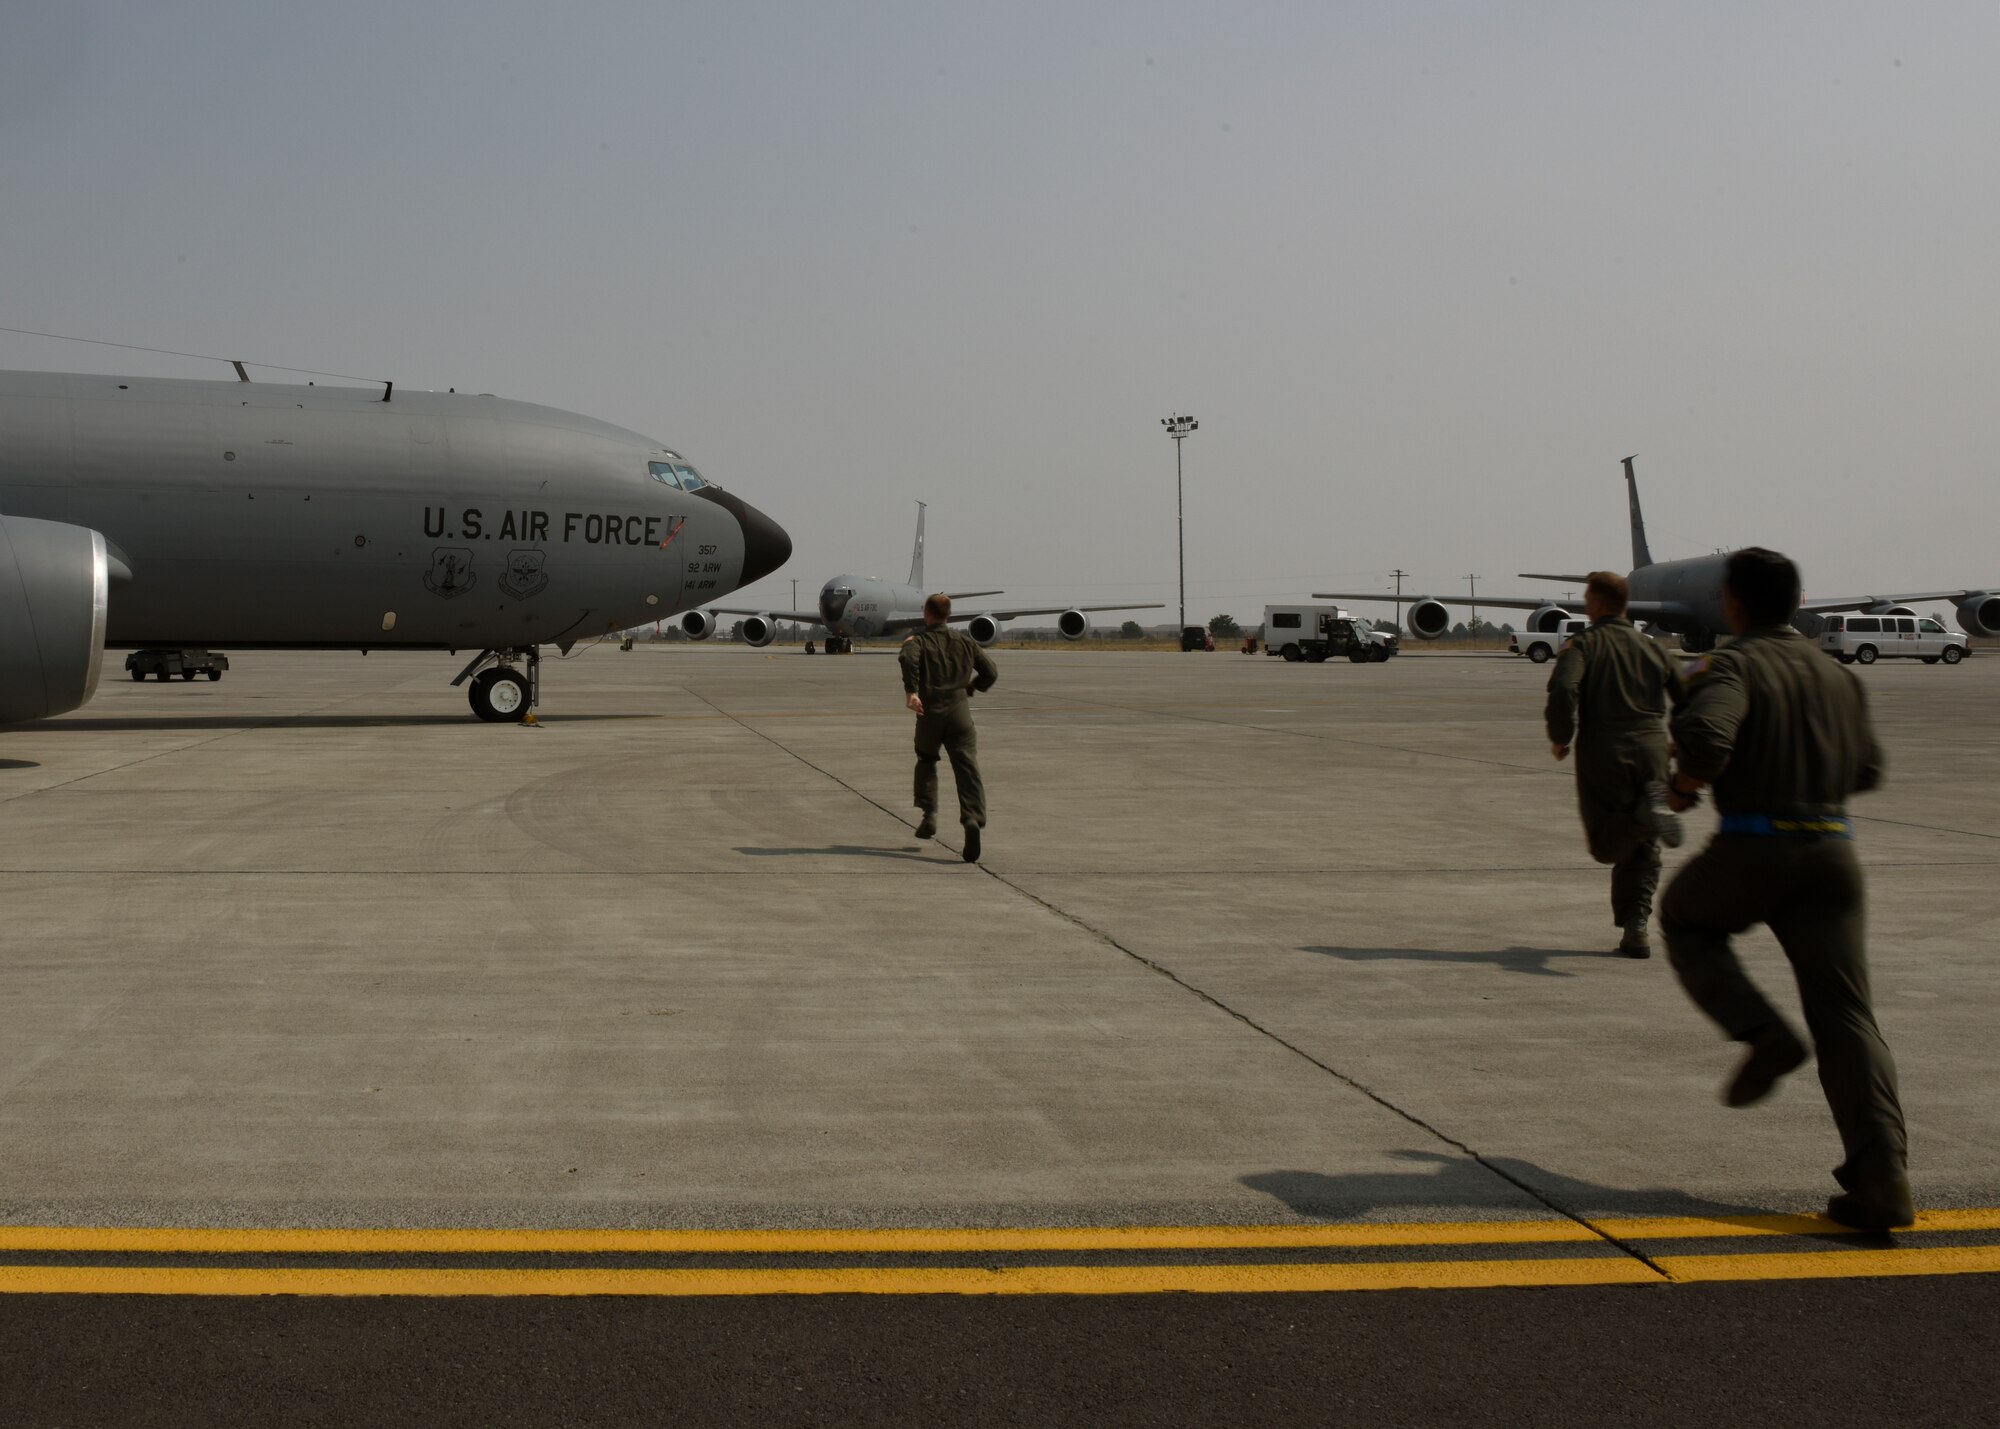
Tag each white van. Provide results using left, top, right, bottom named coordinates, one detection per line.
left=1819, top=614, right=1968, bottom=666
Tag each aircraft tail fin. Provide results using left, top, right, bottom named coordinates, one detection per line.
left=1623, top=456, right=1655, bottom=570
left=908, top=501, right=927, bottom=588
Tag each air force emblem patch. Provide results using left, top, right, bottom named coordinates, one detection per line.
left=498, top=547, right=549, bottom=601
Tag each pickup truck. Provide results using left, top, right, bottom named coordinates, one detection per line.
left=1508, top=620, right=1588, bottom=664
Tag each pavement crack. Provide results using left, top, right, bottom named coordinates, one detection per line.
left=968, top=868, right=1673, bottom=1281
left=686, top=683, right=1670, bottom=1281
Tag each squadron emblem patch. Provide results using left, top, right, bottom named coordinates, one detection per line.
left=423, top=546, right=476, bottom=599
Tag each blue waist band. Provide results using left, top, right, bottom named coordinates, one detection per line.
left=1718, top=813, right=1853, bottom=839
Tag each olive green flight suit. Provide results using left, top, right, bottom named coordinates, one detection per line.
left=1544, top=617, right=1682, bottom=933
left=899, top=624, right=999, bottom=828
left=1660, top=624, right=1905, bottom=1193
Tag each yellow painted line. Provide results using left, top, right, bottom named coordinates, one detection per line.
left=1660, top=1245, right=2000, bottom=1283
left=0, top=1220, right=1601, bottom=1255
left=0, top=1257, right=1660, bottom=1298
left=1, top=1209, right=1994, bottom=1256
left=1599, top=1208, right=2000, bottom=1240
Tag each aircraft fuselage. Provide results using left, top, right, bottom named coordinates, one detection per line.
left=0, top=370, right=790, bottom=651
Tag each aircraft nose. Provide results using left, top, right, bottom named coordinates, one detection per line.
left=691, top=487, right=792, bottom=587
left=734, top=497, right=792, bottom=586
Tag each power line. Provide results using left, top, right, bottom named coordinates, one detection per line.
left=0, top=324, right=388, bottom=387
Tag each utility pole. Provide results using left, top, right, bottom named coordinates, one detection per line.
left=1392, top=568, right=1408, bottom=634
left=1160, top=414, right=1199, bottom=641
left=791, top=578, right=798, bottom=643
left=1463, top=574, right=1479, bottom=629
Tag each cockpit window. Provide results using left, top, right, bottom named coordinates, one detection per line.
left=674, top=463, right=708, bottom=490
left=648, top=460, right=682, bottom=488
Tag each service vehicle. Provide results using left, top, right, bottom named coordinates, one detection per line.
left=1818, top=613, right=1968, bottom=665
left=124, top=648, right=230, bottom=682
left=1509, top=619, right=1589, bottom=664
left=1261, top=604, right=1399, bottom=663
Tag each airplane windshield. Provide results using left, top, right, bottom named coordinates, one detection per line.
left=674, top=463, right=709, bottom=490
left=648, top=461, right=683, bottom=488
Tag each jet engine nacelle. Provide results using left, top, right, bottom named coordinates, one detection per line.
left=1406, top=598, right=1452, bottom=640
left=1957, top=593, right=2000, bottom=638
left=0, top=515, right=110, bottom=724
left=1865, top=603, right=1917, bottom=618
left=678, top=609, right=718, bottom=640
left=1527, top=604, right=1576, bottom=633
left=966, top=614, right=1001, bottom=646
left=740, top=614, right=776, bottom=648
left=1056, top=609, right=1090, bottom=641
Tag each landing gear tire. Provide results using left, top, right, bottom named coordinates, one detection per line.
left=1281, top=644, right=1302, bottom=663
left=469, top=668, right=531, bottom=722
left=1855, top=645, right=1878, bottom=665
left=1942, top=645, right=1965, bottom=665
left=1528, top=645, right=1552, bottom=664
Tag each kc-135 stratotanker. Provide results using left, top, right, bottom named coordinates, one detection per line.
left=1316, top=457, right=2000, bottom=651
left=678, top=502, right=1160, bottom=652
left=0, top=368, right=791, bottom=723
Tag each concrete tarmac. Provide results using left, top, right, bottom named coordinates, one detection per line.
left=3, top=644, right=1997, bottom=1420
left=2, top=644, right=1991, bottom=1232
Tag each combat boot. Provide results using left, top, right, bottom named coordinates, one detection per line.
left=1827, top=1174, right=1916, bottom=1232
left=1723, top=1022, right=1809, bottom=1107
left=1617, top=919, right=1652, bottom=959
left=915, top=812, right=937, bottom=840
left=1644, top=780, right=1685, bottom=849
left=961, top=823, right=981, bottom=863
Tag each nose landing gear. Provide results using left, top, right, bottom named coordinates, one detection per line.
left=453, top=646, right=542, bottom=722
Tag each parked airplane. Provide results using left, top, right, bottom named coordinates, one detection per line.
left=1316, top=457, right=2000, bottom=652
left=0, top=367, right=790, bottom=723
left=679, top=503, right=1159, bottom=651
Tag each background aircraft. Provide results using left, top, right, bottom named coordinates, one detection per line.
left=680, top=503, right=1158, bottom=652
left=0, top=368, right=790, bottom=723
left=1317, top=458, right=2000, bottom=652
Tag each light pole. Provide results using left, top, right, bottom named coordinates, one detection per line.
left=1161, top=413, right=1198, bottom=639
left=1463, top=574, right=1479, bottom=630
left=1391, top=568, right=1408, bottom=634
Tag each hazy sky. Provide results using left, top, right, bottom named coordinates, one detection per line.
left=5, top=2, right=1995, bottom=624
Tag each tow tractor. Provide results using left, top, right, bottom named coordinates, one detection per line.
left=124, top=648, right=230, bottom=683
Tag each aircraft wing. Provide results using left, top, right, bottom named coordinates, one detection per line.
left=1314, top=590, right=1574, bottom=614
left=703, top=606, right=823, bottom=624
left=944, top=590, right=1004, bottom=600
left=982, top=602, right=1165, bottom=621
left=1798, top=589, right=1993, bottom=613
left=877, top=602, right=1165, bottom=637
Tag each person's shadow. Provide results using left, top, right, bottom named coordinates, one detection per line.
left=1300, top=945, right=1623, bottom=978
left=1242, top=1149, right=1816, bottom=1228
left=735, top=844, right=937, bottom=863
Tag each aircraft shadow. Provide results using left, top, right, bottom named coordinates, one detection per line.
left=1300, top=944, right=1623, bottom=979
left=0, top=758, right=41, bottom=770
left=735, top=844, right=935, bottom=863
left=1243, top=1149, right=1801, bottom=1225
left=17, top=714, right=656, bottom=732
